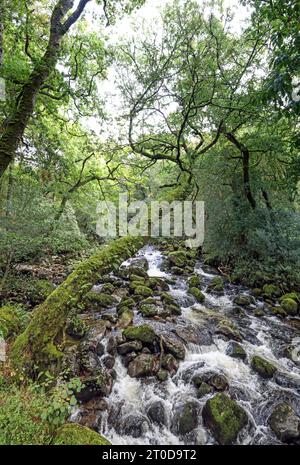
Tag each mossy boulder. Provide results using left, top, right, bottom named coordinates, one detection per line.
left=279, top=292, right=300, bottom=303
left=129, top=274, right=145, bottom=283
left=140, top=304, right=158, bottom=318
left=207, top=276, right=224, bottom=294
left=226, top=342, right=247, bottom=361
left=188, top=275, right=201, bottom=288
left=251, top=355, right=277, bottom=379
left=133, top=285, right=153, bottom=298
left=123, top=324, right=157, bottom=345
left=85, top=292, right=117, bottom=309
left=167, top=251, right=187, bottom=268
left=0, top=306, right=24, bottom=339
left=233, top=294, right=254, bottom=307
left=101, top=283, right=115, bottom=294
left=202, top=393, right=248, bottom=444
left=148, top=277, right=169, bottom=291
left=189, top=287, right=205, bottom=303
left=280, top=298, right=298, bottom=316
left=215, top=319, right=242, bottom=342
left=117, top=298, right=135, bottom=312
left=53, top=423, right=111, bottom=445
left=252, top=288, right=262, bottom=297
left=160, top=292, right=176, bottom=306
left=268, top=403, right=300, bottom=443
left=197, top=382, right=213, bottom=399
left=117, top=309, right=133, bottom=328
left=165, top=304, right=181, bottom=316
left=262, top=284, right=281, bottom=299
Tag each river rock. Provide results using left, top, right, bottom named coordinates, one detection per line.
left=268, top=402, right=300, bottom=443
left=101, top=354, right=115, bottom=369
left=162, top=335, right=185, bottom=360
left=175, top=325, right=212, bottom=346
left=215, top=320, right=242, bottom=342
left=95, top=341, right=105, bottom=356
left=122, top=351, right=138, bottom=368
left=140, top=304, right=159, bottom=317
left=128, top=353, right=160, bottom=378
left=209, top=373, right=229, bottom=391
left=197, top=382, right=213, bottom=398
left=233, top=294, right=254, bottom=307
left=251, top=355, right=277, bottom=379
left=117, top=340, right=143, bottom=355
left=189, top=287, right=205, bottom=303
left=119, top=414, right=149, bottom=438
left=117, top=309, right=134, bottom=328
left=226, top=342, right=247, bottom=361
left=280, top=298, right=298, bottom=316
left=262, top=284, right=281, bottom=299
left=161, top=353, right=179, bottom=375
left=76, top=370, right=113, bottom=402
left=172, top=401, right=199, bottom=435
left=188, top=275, right=201, bottom=288
left=202, top=393, right=248, bottom=444
left=123, top=324, right=157, bottom=345
left=206, top=276, right=224, bottom=294
left=147, top=400, right=168, bottom=426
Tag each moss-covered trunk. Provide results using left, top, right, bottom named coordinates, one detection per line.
left=10, top=235, right=146, bottom=375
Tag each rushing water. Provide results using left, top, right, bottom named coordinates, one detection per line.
left=75, top=245, right=300, bottom=445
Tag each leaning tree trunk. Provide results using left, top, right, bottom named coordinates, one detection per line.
left=0, top=0, right=91, bottom=178
left=0, top=0, right=4, bottom=70
left=10, top=235, right=146, bottom=375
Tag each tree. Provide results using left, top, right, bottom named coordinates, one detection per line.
left=117, top=0, right=266, bottom=207
left=0, top=0, right=145, bottom=178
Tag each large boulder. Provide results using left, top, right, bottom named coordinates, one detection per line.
left=128, top=354, right=159, bottom=378
left=53, top=423, right=111, bottom=445
left=280, top=298, right=298, bottom=316
left=172, top=401, right=199, bottom=435
left=233, top=294, right=254, bottom=307
left=206, top=277, right=224, bottom=294
left=147, top=400, right=168, bottom=426
left=268, top=402, right=300, bottom=443
left=117, top=340, right=143, bottom=355
left=189, top=287, right=205, bottom=303
left=123, top=324, right=157, bottom=345
left=202, top=393, right=248, bottom=444
left=162, top=335, right=185, bottom=360
left=262, top=284, right=281, bottom=299
left=251, top=355, right=277, bottom=379
left=226, top=342, right=247, bottom=361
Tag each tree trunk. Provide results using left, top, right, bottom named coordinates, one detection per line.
left=0, top=0, right=91, bottom=178
left=10, top=235, right=146, bottom=376
left=225, top=132, right=257, bottom=209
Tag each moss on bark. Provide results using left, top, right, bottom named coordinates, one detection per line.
left=10, top=236, right=145, bottom=375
